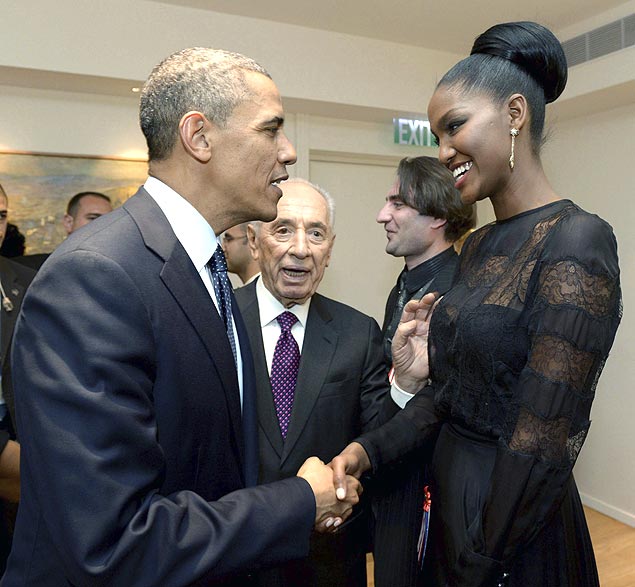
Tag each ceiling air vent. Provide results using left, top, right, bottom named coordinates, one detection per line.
left=625, top=14, right=635, bottom=47
left=562, top=14, right=635, bottom=66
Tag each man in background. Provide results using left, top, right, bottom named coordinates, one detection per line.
left=62, top=191, right=113, bottom=235
left=0, top=183, right=36, bottom=575
left=223, top=222, right=260, bottom=285
left=15, top=191, right=114, bottom=271
left=372, top=155, right=475, bottom=587
left=62, top=192, right=112, bottom=234
left=235, top=178, right=390, bottom=587
left=4, top=48, right=358, bottom=587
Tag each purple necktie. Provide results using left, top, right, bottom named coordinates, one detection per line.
left=207, top=246, right=237, bottom=365
left=270, top=311, right=300, bottom=439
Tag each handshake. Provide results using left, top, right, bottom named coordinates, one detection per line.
left=297, top=441, right=371, bottom=533
left=296, top=293, right=437, bottom=532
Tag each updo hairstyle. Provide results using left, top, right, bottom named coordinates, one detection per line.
left=437, top=22, right=568, bottom=154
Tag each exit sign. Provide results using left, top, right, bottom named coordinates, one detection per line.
left=393, top=118, right=435, bottom=147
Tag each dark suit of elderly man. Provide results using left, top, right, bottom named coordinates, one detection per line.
left=3, top=48, right=359, bottom=587
left=235, top=178, right=391, bottom=587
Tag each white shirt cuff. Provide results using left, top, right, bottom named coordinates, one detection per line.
left=390, top=380, right=416, bottom=408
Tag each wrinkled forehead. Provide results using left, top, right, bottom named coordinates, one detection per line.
left=278, top=184, right=331, bottom=227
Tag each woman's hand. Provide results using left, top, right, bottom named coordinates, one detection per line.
left=392, top=293, right=439, bottom=392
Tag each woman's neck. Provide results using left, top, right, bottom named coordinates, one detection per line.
left=490, top=158, right=560, bottom=220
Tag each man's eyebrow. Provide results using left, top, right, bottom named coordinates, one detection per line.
left=262, top=116, right=284, bottom=127
left=306, top=220, right=328, bottom=230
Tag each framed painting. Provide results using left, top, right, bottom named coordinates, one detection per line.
left=0, top=150, right=148, bottom=254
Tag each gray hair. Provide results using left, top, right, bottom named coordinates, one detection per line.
left=139, top=47, right=270, bottom=161
left=249, top=178, right=336, bottom=236
left=283, top=178, right=336, bottom=231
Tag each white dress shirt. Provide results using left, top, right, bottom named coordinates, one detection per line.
left=144, top=176, right=244, bottom=405
left=391, top=379, right=416, bottom=408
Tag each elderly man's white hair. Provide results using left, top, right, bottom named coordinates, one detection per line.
left=249, top=178, right=336, bottom=236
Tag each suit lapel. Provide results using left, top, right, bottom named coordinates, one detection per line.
left=236, top=282, right=285, bottom=459
left=124, top=190, right=245, bottom=477
left=232, top=294, right=258, bottom=487
left=281, top=294, right=337, bottom=465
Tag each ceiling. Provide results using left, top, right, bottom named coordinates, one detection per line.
left=153, top=0, right=625, bottom=54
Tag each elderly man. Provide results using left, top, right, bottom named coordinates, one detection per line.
left=235, top=178, right=390, bottom=587
left=3, top=49, right=359, bottom=587
left=372, top=155, right=475, bottom=587
left=223, top=222, right=260, bottom=285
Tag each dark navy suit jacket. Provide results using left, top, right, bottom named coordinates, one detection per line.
left=3, top=188, right=315, bottom=587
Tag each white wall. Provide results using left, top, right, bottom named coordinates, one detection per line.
left=0, top=0, right=460, bottom=118
left=0, top=86, right=145, bottom=157
left=543, top=102, right=635, bottom=526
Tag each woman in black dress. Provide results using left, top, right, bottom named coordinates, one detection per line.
left=331, top=21, right=622, bottom=587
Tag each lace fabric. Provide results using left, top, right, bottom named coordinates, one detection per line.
left=431, top=201, right=621, bottom=465
left=428, top=199, right=622, bottom=576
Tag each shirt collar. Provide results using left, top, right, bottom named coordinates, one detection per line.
left=144, top=176, right=218, bottom=271
left=403, top=246, right=456, bottom=293
left=255, top=276, right=311, bottom=328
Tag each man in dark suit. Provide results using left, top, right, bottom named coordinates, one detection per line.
left=3, top=48, right=358, bottom=587
left=0, top=184, right=36, bottom=575
left=371, top=155, right=475, bottom=587
left=235, top=178, right=390, bottom=587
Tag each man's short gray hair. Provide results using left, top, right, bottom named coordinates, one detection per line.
left=140, top=47, right=270, bottom=161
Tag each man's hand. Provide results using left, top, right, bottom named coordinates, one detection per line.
left=320, top=440, right=371, bottom=532
left=392, top=292, right=438, bottom=392
left=297, top=456, right=361, bottom=531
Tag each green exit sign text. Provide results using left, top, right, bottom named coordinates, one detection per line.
left=393, top=118, right=434, bottom=147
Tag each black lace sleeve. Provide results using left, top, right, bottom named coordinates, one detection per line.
left=452, top=211, right=622, bottom=585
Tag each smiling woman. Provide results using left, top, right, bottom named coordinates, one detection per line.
left=415, top=21, right=622, bottom=587
left=331, top=20, right=622, bottom=587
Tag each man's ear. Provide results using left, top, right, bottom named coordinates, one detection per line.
left=179, top=111, right=212, bottom=163
left=246, top=224, right=259, bottom=261
left=62, top=214, right=74, bottom=235
left=508, top=93, right=528, bottom=132
left=325, top=234, right=336, bottom=267
left=431, top=218, right=447, bottom=231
